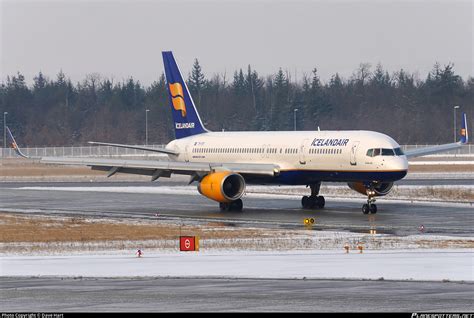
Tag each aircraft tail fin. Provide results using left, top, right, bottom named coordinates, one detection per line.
left=6, top=127, right=29, bottom=158
left=162, top=51, right=208, bottom=139
left=460, top=112, right=468, bottom=144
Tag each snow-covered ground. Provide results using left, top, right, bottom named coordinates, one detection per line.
left=1, top=249, right=472, bottom=281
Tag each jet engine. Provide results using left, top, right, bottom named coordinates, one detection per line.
left=197, top=171, right=246, bottom=203
left=348, top=181, right=394, bottom=197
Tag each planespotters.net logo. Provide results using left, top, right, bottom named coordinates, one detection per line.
left=412, top=314, right=474, bottom=318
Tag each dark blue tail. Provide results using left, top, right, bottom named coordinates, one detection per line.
left=460, top=112, right=468, bottom=144
left=162, top=51, right=208, bottom=139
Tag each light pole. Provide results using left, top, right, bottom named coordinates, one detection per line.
left=3, top=112, right=7, bottom=155
left=145, top=109, right=150, bottom=145
left=453, top=106, right=460, bottom=142
left=293, top=108, right=298, bottom=131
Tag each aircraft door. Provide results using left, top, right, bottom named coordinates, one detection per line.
left=299, top=139, right=309, bottom=165
left=184, top=144, right=190, bottom=162
left=350, top=141, right=360, bottom=166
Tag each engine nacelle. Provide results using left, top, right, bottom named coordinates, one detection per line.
left=197, top=171, right=246, bottom=203
left=348, top=181, right=394, bottom=197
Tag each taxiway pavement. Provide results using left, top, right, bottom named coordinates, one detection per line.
left=1, top=277, right=473, bottom=312
left=0, top=181, right=472, bottom=236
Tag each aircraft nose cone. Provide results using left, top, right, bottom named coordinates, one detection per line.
left=399, top=157, right=409, bottom=170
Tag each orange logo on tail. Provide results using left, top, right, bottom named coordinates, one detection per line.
left=461, top=128, right=466, bottom=136
left=169, top=83, right=187, bottom=117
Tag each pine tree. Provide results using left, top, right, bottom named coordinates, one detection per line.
left=188, top=58, right=206, bottom=107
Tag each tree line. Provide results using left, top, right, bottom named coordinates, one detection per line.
left=1, top=60, right=472, bottom=147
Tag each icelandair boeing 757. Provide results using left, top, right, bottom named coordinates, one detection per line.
left=7, top=51, right=470, bottom=214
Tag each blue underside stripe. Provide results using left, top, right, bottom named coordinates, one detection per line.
left=246, top=170, right=407, bottom=185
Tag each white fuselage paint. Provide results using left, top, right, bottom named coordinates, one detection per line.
left=165, top=130, right=408, bottom=184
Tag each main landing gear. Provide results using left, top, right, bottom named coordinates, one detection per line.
left=219, top=199, right=243, bottom=212
left=362, top=186, right=377, bottom=214
left=302, top=183, right=325, bottom=209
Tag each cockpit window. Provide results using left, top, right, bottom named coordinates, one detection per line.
left=381, top=148, right=395, bottom=156
left=394, top=147, right=404, bottom=156
left=366, top=147, right=404, bottom=157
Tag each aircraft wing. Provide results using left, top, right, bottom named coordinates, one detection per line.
left=404, top=142, right=465, bottom=159
left=6, top=127, right=279, bottom=181
left=40, top=157, right=280, bottom=181
left=87, top=141, right=179, bottom=156
left=404, top=112, right=469, bottom=159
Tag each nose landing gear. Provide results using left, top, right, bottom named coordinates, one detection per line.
left=362, top=187, right=377, bottom=214
left=302, top=183, right=325, bottom=209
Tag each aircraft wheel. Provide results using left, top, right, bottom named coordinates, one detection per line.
left=219, top=202, right=228, bottom=212
left=362, top=204, right=370, bottom=214
left=369, top=204, right=377, bottom=214
left=302, top=196, right=310, bottom=209
left=232, top=199, right=243, bottom=212
left=317, top=196, right=325, bottom=208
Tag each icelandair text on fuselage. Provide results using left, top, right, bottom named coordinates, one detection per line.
left=311, top=138, right=349, bottom=147
left=176, top=122, right=195, bottom=129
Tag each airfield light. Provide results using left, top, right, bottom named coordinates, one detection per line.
left=145, top=109, right=150, bottom=145
left=294, top=108, right=298, bottom=131
left=3, top=112, right=7, bottom=156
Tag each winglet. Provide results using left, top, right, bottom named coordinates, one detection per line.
left=460, top=112, right=468, bottom=144
left=6, top=127, right=29, bottom=158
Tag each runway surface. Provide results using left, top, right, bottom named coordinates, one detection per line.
left=1, top=277, right=473, bottom=312
left=0, top=181, right=472, bottom=236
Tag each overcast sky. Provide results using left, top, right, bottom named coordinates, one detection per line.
left=1, top=0, right=472, bottom=86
